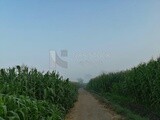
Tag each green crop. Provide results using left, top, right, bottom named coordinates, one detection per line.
left=87, top=58, right=160, bottom=114
left=0, top=66, right=78, bottom=120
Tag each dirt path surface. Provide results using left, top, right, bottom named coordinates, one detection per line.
left=65, top=89, right=121, bottom=120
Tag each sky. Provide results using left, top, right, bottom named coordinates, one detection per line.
left=0, top=0, right=160, bottom=82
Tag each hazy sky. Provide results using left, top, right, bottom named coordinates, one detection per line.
left=0, top=1, right=160, bottom=82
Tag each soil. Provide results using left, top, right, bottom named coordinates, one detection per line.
left=65, top=89, right=122, bottom=120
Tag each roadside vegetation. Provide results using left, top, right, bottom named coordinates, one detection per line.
left=0, top=66, right=78, bottom=120
left=87, top=57, right=160, bottom=120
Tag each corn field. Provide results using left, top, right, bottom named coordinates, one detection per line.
left=0, top=66, right=78, bottom=120
left=87, top=58, right=160, bottom=114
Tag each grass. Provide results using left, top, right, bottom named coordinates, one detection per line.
left=89, top=90, right=149, bottom=120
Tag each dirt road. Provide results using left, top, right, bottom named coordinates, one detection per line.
left=65, top=89, right=122, bottom=120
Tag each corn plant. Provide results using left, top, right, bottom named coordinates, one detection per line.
left=0, top=66, right=78, bottom=120
left=87, top=57, right=160, bottom=114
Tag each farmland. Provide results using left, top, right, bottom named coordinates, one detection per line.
left=0, top=66, right=78, bottom=120
left=87, top=58, right=160, bottom=119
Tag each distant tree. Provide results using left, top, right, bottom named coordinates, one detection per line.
left=77, top=78, right=84, bottom=87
